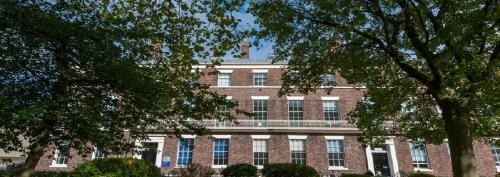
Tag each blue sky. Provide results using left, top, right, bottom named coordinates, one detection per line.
left=222, top=3, right=274, bottom=60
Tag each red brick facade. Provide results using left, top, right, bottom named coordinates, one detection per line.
left=32, top=61, right=499, bottom=177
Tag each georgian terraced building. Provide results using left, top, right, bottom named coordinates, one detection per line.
left=27, top=56, right=500, bottom=177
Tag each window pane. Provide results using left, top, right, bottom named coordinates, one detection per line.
left=213, top=139, right=229, bottom=165
left=288, top=100, right=304, bottom=127
left=327, top=140, right=344, bottom=167
left=177, top=138, right=194, bottom=165
left=290, top=140, right=306, bottom=164
left=253, top=100, right=268, bottom=126
left=253, top=140, right=268, bottom=166
left=490, top=144, right=500, bottom=167
left=218, top=73, right=231, bottom=86
left=322, top=74, right=336, bottom=86
left=323, top=100, right=340, bottom=121
left=93, top=149, right=107, bottom=160
left=254, top=73, right=268, bottom=86
left=409, top=143, right=429, bottom=168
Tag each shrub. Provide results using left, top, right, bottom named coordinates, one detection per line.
left=32, top=172, right=73, bottom=177
left=261, top=163, right=319, bottom=177
left=72, top=158, right=161, bottom=177
left=496, top=173, right=500, bottom=177
left=221, top=163, right=257, bottom=177
left=0, top=171, right=72, bottom=177
left=408, top=173, right=437, bottom=177
left=179, top=163, right=215, bottom=177
left=341, top=173, right=372, bottom=177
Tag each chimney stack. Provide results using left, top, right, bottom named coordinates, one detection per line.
left=241, top=38, right=249, bottom=59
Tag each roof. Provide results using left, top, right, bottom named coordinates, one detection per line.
left=197, top=58, right=288, bottom=65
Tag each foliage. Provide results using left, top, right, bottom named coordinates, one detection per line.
left=341, top=174, right=372, bottom=177
left=221, top=163, right=258, bottom=177
left=261, top=163, right=319, bottom=177
left=72, top=158, right=161, bottom=177
left=249, top=1, right=499, bottom=177
left=495, top=173, right=500, bottom=177
left=408, top=173, right=437, bottom=177
left=0, top=0, right=246, bottom=176
left=179, top=163, right=215, bottom=177
left=0, top=172, right=72, bottom=177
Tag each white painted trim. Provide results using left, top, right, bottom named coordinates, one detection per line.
left=226, top=96, right=232, bottom=100
left=181, top=135, right=197, bottom=139
left=252, top=69, right=269, bottom=73
left=328, top=166, right=349, bottom=170
left=133, top=136, right=165, bottom=167
left=286, top=96, right=304, bottom=100
left=218, top=70, right=233, bottom=73
left=212, top=165, right=228, bottom=168
left=212, top=135, right=231, bottom=139
left=49, top=164, right=68, bottom=168
left=251, top=96, right=269, bottom=100
left=413, top=168, right=433, bottom=172
left=194, top=65, right=286, bottom=69
left=324, top=136, right=344, bottom=140
left=256, top=165, right=264, bottom=169
left=496, top=166, right=500, bottom=172
left=365, top=146, right=375, bottom=174
left=321, top=97, right=340, bottom=100
left=288, top=135, right=307, bottom=139
left=251, top=135, right=271, bottom=139
left=388, top=142, right=400, bottom=177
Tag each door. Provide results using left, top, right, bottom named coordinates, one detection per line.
left=141, top=142, right=159, bottom=165
left=372, top=153, right=391, bottom=176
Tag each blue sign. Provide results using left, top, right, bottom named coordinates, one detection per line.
left=161, top=156, right=171, bottom=168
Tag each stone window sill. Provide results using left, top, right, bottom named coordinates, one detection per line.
left=328, top=166, right=349, bottom=170
left=413, top=168, right=433, bottom=172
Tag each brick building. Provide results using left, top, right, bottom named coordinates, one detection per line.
left=27, top=56, right=500, bottom=177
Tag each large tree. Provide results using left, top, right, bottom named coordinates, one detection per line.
left=0, top=1, right=244, bottom=177
left=249, top=1, right=499, bottom=177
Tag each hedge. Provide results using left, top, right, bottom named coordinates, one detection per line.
left=221, top=163, right=257, bottom=177
left=261, top=163, right=319, bottom=177
left=72, top=158, right=162, bottom=177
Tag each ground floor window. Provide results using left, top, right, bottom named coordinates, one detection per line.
left=177, top=138, right=194, bottom=166
left=409, top=142, right=429, bottom=169
left=213, top=139, right=229, bottom=166
left=327, top=140, right=344, bottom=167
left=290, top=139, right=306, bottom=164
left=253, top=139, right=268, bottom=166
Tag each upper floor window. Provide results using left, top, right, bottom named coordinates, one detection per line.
left=218, top=73, right=231, bottom=86
left=323, top=100, right=340, bottom=121
left=327, top=140, right=345, bottom=167
left=177, top=138, right=194, bottom=166
left=490, top=144, right=500, bottom=170
left=253, top=73, right=268, bottom=86
left=288, top=99, right=304, bottom=127
left=253, top=99, right=268, bottom=126
left=253, top=139, right=269, bottom=166
left=213, top=139, right=229, bottom=166
left=322, top=74, right=336, bottom=87
left=290, top=139, right=306, bottom=164
left=409, top=143, right=430, bottom=169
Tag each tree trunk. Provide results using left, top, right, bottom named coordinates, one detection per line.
left=441, top=100, right=479, bottom=177
left=16, top=129, right=49, bottom=177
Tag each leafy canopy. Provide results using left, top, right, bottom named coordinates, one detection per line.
left=0, top=0, right=244, bottom=155
left=249, top=0, right=499, bottom=145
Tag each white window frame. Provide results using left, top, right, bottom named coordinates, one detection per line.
left=289, top=139, right=307, bottom=165
left=253, top=98, right=268, bottom=127
left=50, top=149, right=69, bottom=168
left=212, top=136, right=230, bottom=168
left=253, top=139, right=269, bottom=169
left=323, top=99, right=340, bottom=121
left=287, top=98, right=304, bottom=127
left=176, top=138, right=194, bottom=167
left=409, top=142, right=432, bottom=171
left=325, top=136, right=348, bottom=170
left=253, top=72, right=268, bottom=87
left=217, top=72, right=232, bottom=86
left=92, top=148, right=107, bottom=160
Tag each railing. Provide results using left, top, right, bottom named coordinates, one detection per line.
left=195, top=120, right=357, bottom=129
